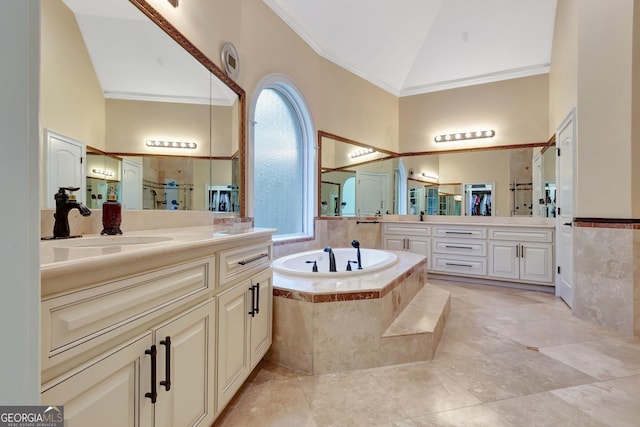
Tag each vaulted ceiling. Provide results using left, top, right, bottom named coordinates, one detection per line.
left=263, top=0, right=558, bottom=96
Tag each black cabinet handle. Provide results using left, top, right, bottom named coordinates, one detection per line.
left=445, top=262, right=473, bottom=268
left=516, top=244, right=519, bottom=258
left=238, top=253, right=268, bottom=265
left=248, top=285, right=256, bottom=317
left=160, top=336, right=171, bottom=391
left=145, top=345, right=157, bottom=403
left=255, top=283, right=260, bottom=315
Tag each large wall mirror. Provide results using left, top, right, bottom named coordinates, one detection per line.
left=319, top=131, right=554, bottom=218
left=41, top=0, right=245, bottom=215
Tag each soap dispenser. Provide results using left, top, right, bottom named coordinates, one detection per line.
left=101, top=186, right=122, bottom=235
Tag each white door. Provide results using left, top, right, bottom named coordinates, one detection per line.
left=45, top=129, right=86, bottom=207
left=121, top=158, right=143, bottom=210
left=356, top=171, right=388, bottom=216
left=249, top=270, right=272, bottom=369
left=555, top=109, right=575, bottom=307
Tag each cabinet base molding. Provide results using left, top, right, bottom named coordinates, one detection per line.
left=428, top=273, right=555, bottom=294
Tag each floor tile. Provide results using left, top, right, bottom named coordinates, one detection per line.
left=410, top=404, right=513, bottom=427
left=486, top=391, right=609, bottom=426
left=297, top=370, right=407, bottom=426
left=434, top=349, right=596, bottom=402
left=551, top=376, right=640, bottom=427
left=370, top=362, right=482, bottom=417
left=540, top=338, right=640, bottom=380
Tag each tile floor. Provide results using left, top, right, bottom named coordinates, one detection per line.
left=213, top=279, right=640, bottom=426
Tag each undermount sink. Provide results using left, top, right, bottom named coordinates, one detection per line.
left=43, top=235, right=174, bottom=248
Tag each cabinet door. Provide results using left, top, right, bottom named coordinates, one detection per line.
left=407, top=237, right=430, bottom=270
left=520, top=242, right=553, bottom=283
left=488, top=241, right=519, bottom=280
left=249, top=270, right=272, bottom=369
left=154, top=299, right=216, bottom=427
left=41, top=333, right=153, bottom=427
left=217, top=281, right=250, bottom=411
left=383, top=236, right=406, bottom=252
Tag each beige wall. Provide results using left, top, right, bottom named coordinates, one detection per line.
left=399, top=75, right=549, bottom=153
left=105, top=99, right=233, bottom=157
left=144, top=0, right=400, bottom=152
left=40, top=0, right=106, bottom=150
left=548, top=0, right=578, bottom=136
left=575, top=0, right=634, bottom=217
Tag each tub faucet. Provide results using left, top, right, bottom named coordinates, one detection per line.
left=351, top=240, right=362, bottom=269
left=53, top=187, right=91, bottom=238
left=323, top=247, right=337, bottom=272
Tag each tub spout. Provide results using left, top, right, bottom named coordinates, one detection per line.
left=351, top=240, right=362, bottom=270
left=323, top=247, right=337, bottom=272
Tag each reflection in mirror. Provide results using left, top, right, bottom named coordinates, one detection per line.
left=319, top=132, right=552, bottom=217
left=463, top=182, right=494, bottom=216
left=41, top=0, right=245, bottom=214
left=319, top=132, right=399, bottom=217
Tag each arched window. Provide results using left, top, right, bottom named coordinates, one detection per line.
left=250, top=75, right=314, bottom=239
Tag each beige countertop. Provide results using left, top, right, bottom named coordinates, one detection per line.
left=382, top=215, right=556, bottom=228
left=41, top=226, right=276, bottom=296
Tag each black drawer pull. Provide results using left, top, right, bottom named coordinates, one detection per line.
left=238, top=253, right=268, bottom=265
left=248, top=285, right=256, bottom=317
left=445, top=245, right=473, bottom=250
left=160, top=336, right=171, bottom=391
left=445, top=262, right=473, bottom=268
left=444, top=231, right=473, bottom=235
left=145, top=345, right=157, bottom=403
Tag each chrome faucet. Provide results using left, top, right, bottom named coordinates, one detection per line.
left=351, top=240, right=362, bottom=270
left=53, top=187, right=91, bottom=238
left=323, top=247, right=337, bottom=272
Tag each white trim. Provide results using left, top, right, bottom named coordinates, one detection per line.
left=248, top=73, right=316, bottom=239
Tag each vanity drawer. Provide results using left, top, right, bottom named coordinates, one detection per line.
left=42, top=257, right=213, bottom=364
left=488, top=228, right=553, bottom=243
left=432, top=254, right=487, bottom=276
left=433, top=226, right=486, bottom=239
left=432, top=238, right=487, bottom=256
left=218, top=241, right=272, bottom=286
left=383, top=223, right=431, bottom=236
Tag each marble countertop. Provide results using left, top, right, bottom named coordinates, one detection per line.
left=382, top=215, right=556, bottom=228
left=41, top=226, right=276, bottom=295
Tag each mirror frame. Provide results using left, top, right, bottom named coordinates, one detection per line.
left=318, top=130, right=554, bottom=217
left=130, top=0, right=246, bottom=216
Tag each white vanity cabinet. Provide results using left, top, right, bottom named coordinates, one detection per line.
left=41, top=298, right=216, bottom=427
left=382, top=223, right=431, bottom=269
left=41, top=332, right=154, bottom=427
left=217, top=260, right=272, bottom=411
left=431, top=226, right=487, bottom=277
left=40, top=228, right=275, bottom=426
left=488, top=228, right=554, bottom=284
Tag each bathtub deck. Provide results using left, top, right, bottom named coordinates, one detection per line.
left=268, top=251, right=451, bottom=374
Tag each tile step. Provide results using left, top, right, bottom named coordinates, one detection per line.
left=382, top=282, right=451, bottom=362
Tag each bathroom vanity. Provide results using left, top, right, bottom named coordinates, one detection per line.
left=383, top=216, right=555, bottom=289
left=40, top=226, right=275, bottom=426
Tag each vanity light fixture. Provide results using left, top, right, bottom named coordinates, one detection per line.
left=434, top=130, right=495, bottom=143
left=422, top=172, right=439, bottom=180
left=92, top=168, right=114, bottom=177
left=146, top=140, right=197, bottom=149
left=349, top=147, right=375, bottom=159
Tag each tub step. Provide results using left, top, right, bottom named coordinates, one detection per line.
left=381, top=283, right=451, bottom=361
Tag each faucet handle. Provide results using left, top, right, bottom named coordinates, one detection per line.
left=346, top=260, right=358, bottom=271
